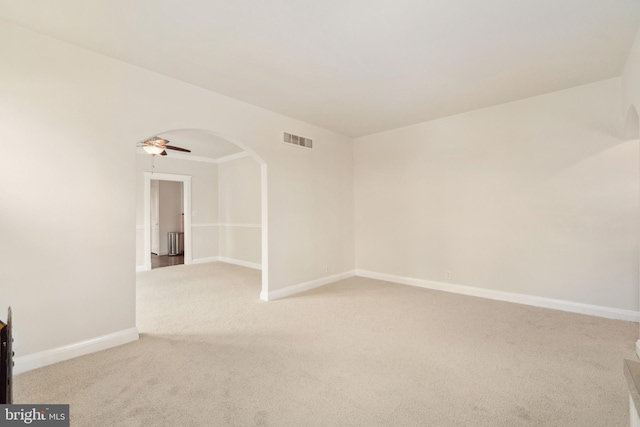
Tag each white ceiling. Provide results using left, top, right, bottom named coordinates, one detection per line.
left=2, top=0, right=639, bottom=137
left=156, top=130, right=243, bottom=160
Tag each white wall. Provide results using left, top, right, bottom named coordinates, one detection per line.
left=622, top=27, right=640, bottom=119
left=355, top=78, right=639, bottom=312
left=136, top=155, right=219, bottom=265
left=1, top=22, right=354, bottom=360
left=620, top=26, right=640, bottom=346
left=218, top=155, right=262, bottom=267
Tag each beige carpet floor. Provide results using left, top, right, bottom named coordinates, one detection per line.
left=15, top=262, right=638, bottom=426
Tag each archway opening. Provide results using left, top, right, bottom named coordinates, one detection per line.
left=135, top=128, right=268, bottom=299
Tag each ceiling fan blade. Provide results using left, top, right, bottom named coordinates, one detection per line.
left=164, top=145, right=191, bottom=153
left=160, top=150, right=168, bottom=156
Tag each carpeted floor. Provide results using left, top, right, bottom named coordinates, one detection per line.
left=15, top=262, right=638, bottom=426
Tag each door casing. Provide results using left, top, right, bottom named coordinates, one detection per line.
left=143, top=172, right=192, bottom=271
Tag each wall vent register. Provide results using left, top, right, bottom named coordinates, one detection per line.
left=283, top=132, right=313, bottom=149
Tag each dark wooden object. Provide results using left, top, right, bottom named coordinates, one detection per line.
left=0, top=307, right=13, bottom=404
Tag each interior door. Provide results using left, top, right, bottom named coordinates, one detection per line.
left=150, top=180, right=160, bottom=255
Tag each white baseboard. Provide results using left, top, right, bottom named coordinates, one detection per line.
left=636, top=340, right=640, bottom=360
left=14, top=327, right=139, bottom=375
left=218, top=257, right=262, bottom=270
left=192, top=257, right=218, bottom=265
left=136, top=265, right=148, bottom=272
left=148, top=256, right=261, bottom=269
left=262, top=270, right=356, bottom=301
left=631, top=394, right=640, bottom=427
left=355, top=269, right=640, bottom=322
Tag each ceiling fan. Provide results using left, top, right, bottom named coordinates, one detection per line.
left=138, top=136, right=191, bottom=156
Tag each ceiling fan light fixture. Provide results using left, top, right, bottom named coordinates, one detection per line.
left=139, top=136, right=190, bottom=156
left=143, top=144, right=164, bottom=155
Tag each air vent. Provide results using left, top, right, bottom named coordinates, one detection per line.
left=283, top=132, right=313, bottom=149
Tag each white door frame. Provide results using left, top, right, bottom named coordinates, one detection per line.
left=150, top=180, right=160, bottom=255
left=259, top=162, right=269, bottom=300
left=143, top=172, right=192, bottom=270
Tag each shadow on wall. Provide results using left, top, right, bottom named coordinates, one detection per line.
left=625, top=105, right=640, bottom=140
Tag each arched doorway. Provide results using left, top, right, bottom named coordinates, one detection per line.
left=135, top=128, right=269, bottom=298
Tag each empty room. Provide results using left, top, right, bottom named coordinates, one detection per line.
left=2, top=0, right=640, bottom=426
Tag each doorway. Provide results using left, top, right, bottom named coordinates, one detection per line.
left=150, top=179, right=185, bottom=269
left=136, top=128, right=268, bottom=299
left=143, top=172, right=192, bottom=271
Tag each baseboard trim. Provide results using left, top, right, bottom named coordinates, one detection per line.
left=262, top=270, right=356, bottom=301
left=636, top=340, right=640, bottom=360
left=161, top=256, right=261, bottom=269
left=355, top=269, right=640, bottom=322
left=14, top=327, right=139, bottom=375
left=218, top=257, right=262, bottom=270
left=192, top=257, right=218, bottom=265
left=136, top=265, right=148, bottom=272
